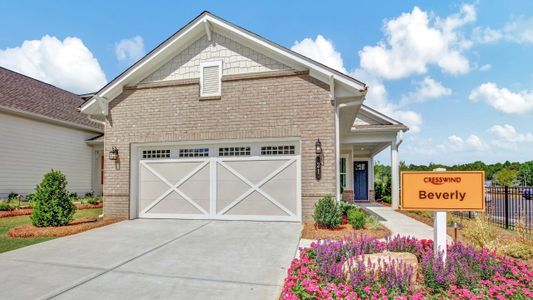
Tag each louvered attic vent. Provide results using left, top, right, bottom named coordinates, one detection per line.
left=200, top=61, right=222, bottom=97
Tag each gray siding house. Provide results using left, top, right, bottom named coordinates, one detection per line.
left=0, top=67, right=104, bottom=198
left=81, top=12, right=407, bottom=221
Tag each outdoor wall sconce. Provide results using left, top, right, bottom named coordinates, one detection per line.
left=315, top=139, right=323, bottom=180
left=109, top=147, right=119, bottom=161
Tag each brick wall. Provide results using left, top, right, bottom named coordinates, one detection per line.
left=103, top=73, right=336, bottom=219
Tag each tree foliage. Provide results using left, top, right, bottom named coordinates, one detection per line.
left=31, top=170, right=75, bottom=227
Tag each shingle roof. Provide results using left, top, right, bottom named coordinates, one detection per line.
left=0, top=67, right=103, bottom=131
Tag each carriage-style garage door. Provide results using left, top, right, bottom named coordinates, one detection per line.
left=138, top=151, right=301, bottom=221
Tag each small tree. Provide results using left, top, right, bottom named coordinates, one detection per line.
left=313, top=195, right=342, bottom=229
left=31, top=170, right=75, bottom=227
left=494, top=168, right=519, bottom=187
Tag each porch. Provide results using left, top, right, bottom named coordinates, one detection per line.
left=338, top=105, right=408, bottom=208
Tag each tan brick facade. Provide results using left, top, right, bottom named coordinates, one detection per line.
left=103, top=73, right=336, bottom=220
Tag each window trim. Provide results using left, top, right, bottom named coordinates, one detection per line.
left=199, top=61, right=222, bottom=97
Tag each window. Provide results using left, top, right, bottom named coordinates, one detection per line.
left=179, top=148, right=209, bottom=158
left=142, top=149, right=170, bottom=159
left=261, top=145, right=295, bottom=155
left=200, top=61, right=222, bottom=97
left=218, top=147, right=250, bottom=157
left=340, top=157, right=347, bottom=193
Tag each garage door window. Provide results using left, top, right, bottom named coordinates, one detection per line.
left=179, top=148, right=209, bottom=158
left=261, top=145, right=295, bottom=155
left=218, top=146, right=250, bottom=157
left=142, top=149, right=170, bottom=159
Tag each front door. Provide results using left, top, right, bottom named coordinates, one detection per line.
left=353, top=161, right=368, bottom=200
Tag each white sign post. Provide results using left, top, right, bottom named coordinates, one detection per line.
left=433, top=168, right=447, bottom=261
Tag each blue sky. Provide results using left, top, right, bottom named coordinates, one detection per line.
left=1, top=1, right=532, bottom=165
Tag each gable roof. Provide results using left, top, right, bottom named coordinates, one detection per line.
left=352, top=105, right=409, bottom=132
left=0, top=67, right=103, bottom=132
left=81, top=11, right=367, bottom=115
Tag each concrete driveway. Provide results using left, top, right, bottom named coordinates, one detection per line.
left=0, top=219, right=301, bottom=300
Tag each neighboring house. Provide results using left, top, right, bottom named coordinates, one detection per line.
left=81, top=11, right=407, bottom=221
left=0, top=67, right=104, bottom=198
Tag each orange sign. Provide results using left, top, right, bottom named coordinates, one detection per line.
left=400, top=171, right=485, bottom=211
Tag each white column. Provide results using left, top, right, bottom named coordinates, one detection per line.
left=335, top=106, right=341, bottom=201
left=391, top=141, right=399, bottom=209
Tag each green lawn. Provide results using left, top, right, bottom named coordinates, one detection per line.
left=0, top=208, right=102, bottom=254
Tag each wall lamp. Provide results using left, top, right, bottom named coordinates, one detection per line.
left=315, top=139, right=323, bottom=180
left=109, top=147, right=119, bottom=161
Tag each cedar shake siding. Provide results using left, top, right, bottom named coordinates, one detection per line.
left=103, top=73, right=336, bottom=219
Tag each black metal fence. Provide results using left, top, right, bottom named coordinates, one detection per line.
left=455, top=186, right=532, bottom=233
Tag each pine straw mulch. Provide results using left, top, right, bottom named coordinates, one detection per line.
left=0, top=203, right=102, bottom=219
left=7, top=217, right=123, bottom=238
left=301, top=222, right=391, bottom=240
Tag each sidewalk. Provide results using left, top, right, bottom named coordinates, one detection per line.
left=359, top=202, right=452, bottom=241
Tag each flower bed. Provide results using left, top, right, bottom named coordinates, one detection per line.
left=7, top=217, right=122, bottom=238
left=0, top=203, right=102, bottom=218
left=282, top=235, right=532, bottom=299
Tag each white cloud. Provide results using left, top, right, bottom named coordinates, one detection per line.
left=489, top=124, right=533, bottom=143
left=469, top=82, right=533, bottom=114
left=352, top=69, right=423, bottom=132
left=359, top=4, right=475, bottom=79
left=400, top=77, right=452, bottom=105
left=291, top=35, right=346, bottom=73
left=474, top=17, right=533, bottom=44
left=0, top=35, right=107, bottom=93
left=437, top=134, right=488, bottom=152
left=115, top=35, right=145, bottom=63
left=478, top=64, right=491, bottom=71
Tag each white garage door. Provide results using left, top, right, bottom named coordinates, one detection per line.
left=137, top=143, right=300, bottom=221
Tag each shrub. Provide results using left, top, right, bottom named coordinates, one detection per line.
left=462, top=214, right=498, bottom=250
left=69, top=192, right=78, bottom=200
left=338, top=200, right=355, bottom=215
left=87, top=197, right=101, bottom=205
left=84, top=191, right=94, bottom=198
left=347, top=208, right=367, bottom=229
left=31, top=170, right=75, bottom=227
left=25, top=193, right=35, bottom=202
left=313, top=195, right=342, bottom=229
left=502, top=240, right=533, bottom=259
left=365, top=215, right=381, bottom=230
left=0, top=201, right=14, bottom=211
left=8, top=192, right=19, bottom=201
left=382, top=196, right=392, bottom=204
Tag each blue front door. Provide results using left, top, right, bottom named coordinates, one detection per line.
left=353, top=161, right=368, bottom=200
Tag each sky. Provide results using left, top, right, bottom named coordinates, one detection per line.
left=0, top=0, right=532, bottom=165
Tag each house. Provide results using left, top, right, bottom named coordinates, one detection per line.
left=0, top=67, right=104, bottom=198
left=81, top=11, right=407, bottom=221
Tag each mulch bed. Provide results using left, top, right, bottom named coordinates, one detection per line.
left=301, top=222, right=391, bottom=240
left=7, top=217, right=123, bottom=238
left=0, top=203, right=102, bottom=218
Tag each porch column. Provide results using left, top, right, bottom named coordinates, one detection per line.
left=391, top=140, right=400, bottom=209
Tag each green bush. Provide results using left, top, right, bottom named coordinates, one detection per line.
left=87, top=197, right=101, bottom=205
left=69, top=192, right=78, bottom=200
left=84, top=191, right=94, bottom=198
left=347, top=208, right=367, bottom=229
left=8, top=192, right=19, bottom=201
left=0, top=201, right=14, bottom=211
left=382, top=196, right=392, bottom=204
left=338, top=200, right=355, bottom=215
left=313, top=195, right=342, bottom=229
left=31, top=170, right=75, bottom=227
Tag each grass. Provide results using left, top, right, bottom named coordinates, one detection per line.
left=0, top=208, right=102, bottom=254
